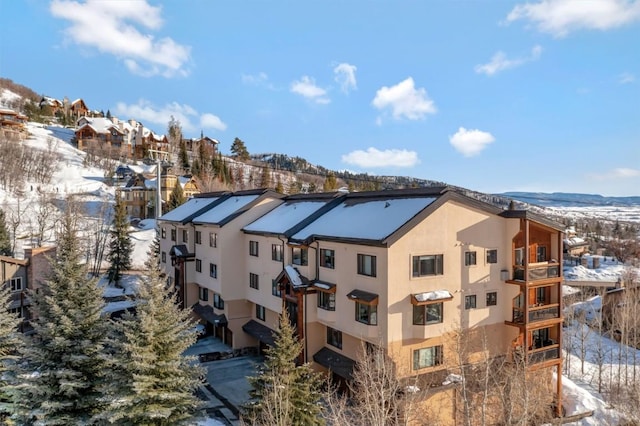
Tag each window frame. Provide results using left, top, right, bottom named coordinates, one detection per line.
left=413, top=345, right=443, bottom=370
left=271, top=244, right=283, bottom=262
left=170, top=229, right=176, bottom=241
left=292, top=247, right=308, bottom=266
left=464, top=251, right=477, bottom=266
left=537, top=245, right=547, bottom=262
left=195, top=230, right=202, bottom=245
left=249, top=240, right=259, bottom=257
left=209, top=263, right=217, bottom=278
left=161, top=251, right=166, bottom=263
left=213, top=293, right=224, bottom=310
left=357, top=253, right=377, bottom=277
left=412, top=302, right=443, bottom=325
left=465, top=294, right=477, bottom=310
left=182, top=229, right=188, bottom=243
left=199, top=287, right=208, bottom=302
left=9, top=277, right=23, bottom=292
left=326, top=327, right=343, bottom=349
left=195, top=259, right=202, bottom=273
left=249, top=273, right=259, bottom=290
left=317, top=291, right=336, bottom=311
left=320, top=248, right=335, bottom=269
left=209, top=232, right=217, bottom=248
left=486, top=291, right=497, bottom=307
left=412, top=254, right=444, bottom=277
left=256, top=304, right=266, bottom=321
left=272, top=279, right=282, bottom=297
left=486, top=249, right=498, bottom=264
left=161, top=227, right=166, bottom=239
left=355, top=301, right=377, bottom=325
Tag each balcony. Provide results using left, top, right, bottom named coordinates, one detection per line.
left=512, top=263, right=560, bottom=282
left=512, top=304, right=560, bottom=324
left=528, top=344, right=560, bottom=364
left=317, top=308, right=336, bottom=323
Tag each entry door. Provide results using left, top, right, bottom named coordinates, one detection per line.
left=224, top=327, right=233, bottom=346
left=286, top=300, right=298, bottom=333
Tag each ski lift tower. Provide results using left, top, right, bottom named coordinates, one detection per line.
left=147, top=149, right=169, bottom=220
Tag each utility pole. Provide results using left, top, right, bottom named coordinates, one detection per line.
left=147, top=149, right=168, bottom=220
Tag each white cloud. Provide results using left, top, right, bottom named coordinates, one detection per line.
left=114, top=99, right=227, bottom=134
left=341, top=148, right=420, bottom=168
left=50, top=0, right=191, bottom=77
left=333, top=63, right=357, bottom=93
left=618, top=72, right=636, bottom=84
left=506, top=0, right=640, bottom=37
left=371, top=77, right=436, bottom=122
left=290, top=76, right=330, bottom=104
left=475, top=45, right=543, bottom=76
left=590, top=168, right=640, bottom=180
left=449, top=127, right=495, bottom=157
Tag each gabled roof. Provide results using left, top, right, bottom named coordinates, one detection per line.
left=192, top=189, right=283, bottom=227
left=160, top=195, right=227, bottom=224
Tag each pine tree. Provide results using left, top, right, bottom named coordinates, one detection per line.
left=230, top=137, right=250, bottom=161
left=179, top=140, right=189, bottom=171
left=323, top=173, right=338, bottom=192
left=243, top=311, right=323, bottom=425
left=167, top=182, right=186, bottom=212
left=0, top=208, right=11, bottom=256
left=275, top=178, right=284, bottom=194
left=0, top=284, right=21, bottom=416
left=9, top=205, right=110, bottom=424
left=144, top=230, right=161, bottom=270
left=260, top=166, right=271, bottom=189
left=100, top=269, right=204, bottom=425
left=106, top=196, right=133, bottom=285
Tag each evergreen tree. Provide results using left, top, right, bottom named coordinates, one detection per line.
left=323, top=173, right=338, bottom=192
left=275, top=178, right=284, bottom=194
left=106, top=197, right=133, bottom=285
left=9, top=205, right=110, bottom=424
left=179, top=140, right=189, bottom=171
left=260, top=166, right=271, bottom=189
left=144, top=230, right=161, bottom=270
left=0, top=284, right=21, bottom=416
left=230, top=137, right=250, bottom=161
left=0, top=208, right=11, bottom=256
left=243, top=311, right=323, bottom=425
left=167, top=182, right=186, bottom=212
left=100, top=269, right=204, bottom=425
left=106, top=109, right=112, bottom=120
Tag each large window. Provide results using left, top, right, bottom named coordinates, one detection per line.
left=9, top=277, right=22, bottom=292
left=357, top=254, right=377, bottom=277
left=272, top=279, right=282, bottom=297
left=413, top=303, right=443, bottom=325
left=213, top=293, right=224, bottom=310
left=465, top=251, right=477, bottom=266
left=465, top=294, right=477, bottom=310
left=256, top=304, right=266, bottom=321
left=326, top=327, right=342, bottom=349
left=515, top=248, right=524, bottom=266
left=318, top=291, right=336, bottom=311
left=413, top=345, right=443, bottom=370
left=356, top=302, right=377, bottom=325
left=292, top=247, right=308, bottom=266
left=209, top=232, right=217, bottom=248
left=486, top=249, right=498, bottom=264
left=195, top=231, right=202, bottom=245
left=199, top=287, right=208, bottom=301
left=249, top=273, right=259, bottom=290
left=486, top=292, right=497, bottom=306
left=182, top=229, right=188, bottom=243
left=272, top=244, right=283, bottom=262
left=161, top=227, right=166, bottom=239
left=412, top=254, right=444, bottom=277
left=195, top=259, right=202, bottom=273
left=537, top=245, right=547, bottom=262
left=209, top=263, right=218, bottom=278
left=249, top=240, right=259, bottom=257
left=170, top=229, right=176, bottom=241
left=320, top=248, right=335, bottom=269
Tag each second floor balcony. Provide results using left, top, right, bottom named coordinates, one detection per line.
left=512, top=262, right=560, bottom=282
left=512, top=304, right=561, bottom=324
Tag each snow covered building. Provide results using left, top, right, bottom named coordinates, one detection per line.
left=158, top=186, right=565, bottom=422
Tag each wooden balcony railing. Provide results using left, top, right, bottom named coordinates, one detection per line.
left=512, top=263, right=560, bottom=281
left=511, top=304, right=560, bottom=324
left=528, top=344, right=560, bottom=364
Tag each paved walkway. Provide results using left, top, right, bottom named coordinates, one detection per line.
left=186, top=336, right=261, bottom=425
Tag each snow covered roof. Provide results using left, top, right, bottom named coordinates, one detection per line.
left=412, top=290, right=453, bottom=304
left=285, top=265, right=303, bottom=286
left=243, top=200, right=327, bottom=235
left=77, top=117, right=119, bottom=134
left=160, top=197, right=221, bottom=223
left=291, top=196, right=438, bottom=243
left=192, top=194, right=259, bottom=225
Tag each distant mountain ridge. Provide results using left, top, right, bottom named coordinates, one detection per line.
left=499, top=192, right=640, bottom=207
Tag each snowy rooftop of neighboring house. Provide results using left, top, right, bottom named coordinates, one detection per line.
left=565, top=236, right=588, bottom=246
left=144, top=175, right=192, bottom=190
left=71, top=98, right=84, bottom=106
left=193, top=194, right=260, bottom=225
left=291, top=195, right=438, bottom=242
left=159, top=197, right=221, bottom=223
left=77, top=117, right=118, bottom=134
left=243, top=200, right=328, bottom=235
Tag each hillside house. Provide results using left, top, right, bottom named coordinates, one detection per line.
left=0, top=108, right=28, bottom=139
left=118, top=173, right=200, bottom=219
left=158, top=187, right=565, bottom=423
left=39, top=96, right=63, bottom=115
left=70, top=98, right=88, bottom=119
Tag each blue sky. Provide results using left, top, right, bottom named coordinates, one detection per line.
left=1, top=0, right=639, bottom=196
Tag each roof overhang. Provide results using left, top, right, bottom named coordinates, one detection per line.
left=347, top=289, right=378, bottom=305
left=411, top=290, right=453, bottom=306
left=192, top=303, right=227, bottom=325
left=313, top=347, right=356, bottom=380
left=242, top=320, right=276, bottom=346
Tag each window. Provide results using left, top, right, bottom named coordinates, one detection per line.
left=515, top=248, right=524, bottom=266
left=292, top=247, right=308, bottom=266
left=256, top=304, right=266, bottom=321
left=486, top=292, right=497, bottom=307
left=272, top=279, right=281, bottom=297
left=413, top=303, right=443, bottom=325
left=320, top=248, right=335, bottom=269
left=195, top=259, right=202, bottom=273
left=486, top=249, right=498, bottom=264
left=209, top=263, right=217, bottom=278
left=535, top=287, right=547, bottom=304
left=9, top=277, right=23, bottom=292
left=537, top=246, right=547, bottom=262
left=413, top=346, right=443, bottom=370
left=170, top=229, right=176, bottom=241
left=412, top=254, right=444, bottom=277
left=465, top=251, right=477, bottom=266
left=161, top=227, right=166, bottom=238
left=209, top=232, right=217, bottom=247
left=356, top=302, right=377, bottom=325
left=326, top=327, right=342, bottom=349
left=272, top=244, right=283, bottom=262
left=318, top=291, right=336, bottom=311
left=9, top=307, right=23, bottom=318
left=195, top=231, right=202, bottom=245
left=199, top=287, right=208, bottom=302
left=214, top=293, right=224, bottom=310
left=357, top=254, right=377, bottom=277
left=249, top=240, right=259, bottom=257
left=249, top=273, right=259, bottom=289
left=465, top=294, right=477, bottom=310
left=161, top=251, right=166, bottom=263
left=182, top=229, right=188, bottom=243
